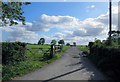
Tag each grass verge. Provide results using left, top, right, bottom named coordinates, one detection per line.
left=2, top=46, right=70, bottom=81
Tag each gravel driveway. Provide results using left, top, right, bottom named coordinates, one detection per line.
left=14, top=47, right=107, bottom=80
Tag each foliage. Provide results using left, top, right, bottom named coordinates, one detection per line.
left=51, top=40, right=57, bottom=45
left=88, top=38, right=120, bottom=80
left=1, top=2, right=31, bottom=26
left=77, top=45, right=89, bottom=54
left=2, top=60, right=50, bottom=80
left=58, top=40, right=65, bottom=45
left=73, top=42, right=76, bottom=46
left=2, top=43, right=70, bottom=80
left=107, top=30, right=120, bottom=45
left=92, top=39, right=104, bottom=48
left=66, top=43, right=70, bottom=46
left=38, top=38, right=45, bottom=45
left=2, top=42, right=26, bottom=65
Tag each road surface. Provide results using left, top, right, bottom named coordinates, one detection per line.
left=14, top=47, right=107, bottom=80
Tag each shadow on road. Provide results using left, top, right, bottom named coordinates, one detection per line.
left=78, top=52, right=108, bottom=80
left=42, top=67, right=85, bottom=82
left=65, top=51, right=108, bottom=80
left=65, top=62, right=82, bottom=67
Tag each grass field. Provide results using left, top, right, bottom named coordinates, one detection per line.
left=26, top=44, right=51, bottom=61
left=2, top=44, right=70, bottom=80
left=27, top=44, right=51, bottom=49
left=77, top=45, right=90, bottom=54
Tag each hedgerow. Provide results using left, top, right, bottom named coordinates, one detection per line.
left=2, top=42, right=70, bottom=80
left=88, top=40, right=120, bottom=80
left=2, top=42, right=26, bottom=65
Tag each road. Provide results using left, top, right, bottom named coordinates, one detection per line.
left=14, top=47, right=107, bottom=80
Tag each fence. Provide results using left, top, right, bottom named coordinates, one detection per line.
left=27, top=45, right=62, bottom=60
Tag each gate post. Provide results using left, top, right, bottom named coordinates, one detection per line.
left=50, top=45, right=54, bottom=58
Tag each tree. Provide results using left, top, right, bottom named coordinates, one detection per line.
left=111, top=30, right=120, bottom=44
left=1, top=2, right=30, bottom=26
left=58, top=40, right=65, bottom=45
left=66, top=43, right=70, bottom=46
left=93, top=39, right=103, bottom=48
left=38, top=38, right=45, bottom=45
left=73, top=42, right=76, bottom=46
left=51, top=40, right=57, bottom=45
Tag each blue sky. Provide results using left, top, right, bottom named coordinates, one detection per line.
left=1, top=2, right=118, bottom=45
left=23, top=2, right=108, bottom=22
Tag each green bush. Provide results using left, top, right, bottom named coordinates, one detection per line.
left=2, top=42, right=26, bottom=65
left=2, top=43, right=70, bottom=80
left=88, top=40, right=120, bottom=80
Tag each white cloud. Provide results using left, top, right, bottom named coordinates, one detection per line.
left=26, top=14, right=81, bottom=31
left=0, top=4, right=118, bottom=45
left=8, top=27, right=39, bottom=43
left=87, top=5, right=96, bottom=9
left=54, top=32, right=65, bottom=39
left=1, top=22, right=39, bottom=43
left=27, top=14, right=107, bottom=38
left=31, top=8, right=118, bottom=37
left=0, top=27, right=14, bottom=32
left=91, top=5, right=95, bottom=8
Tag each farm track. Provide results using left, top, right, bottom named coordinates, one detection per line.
left=14, top=47, right=107, bottom=80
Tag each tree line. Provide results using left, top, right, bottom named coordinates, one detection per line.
left=38, top=38, right=76, bottom=46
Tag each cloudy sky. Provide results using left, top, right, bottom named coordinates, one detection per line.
left=0, top=2, right=119, bottom=45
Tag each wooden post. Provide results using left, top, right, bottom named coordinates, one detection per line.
left=50, top=45, right=54, bottom=58
left=118, top=2, right=120, bottom=45
left=109, top=0, right=112, bottom=45
left=118, top=1, right=120, bottom=31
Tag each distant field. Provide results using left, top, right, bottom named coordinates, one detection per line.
left=27, top=44, right=51, bottom=49
left=62, top=46, right=71, bottom=52
left=26, top=44, right=51, bottom=61
left=77, top=45, right=89, bottom=53
left=26, top=44, right=70, bottom=60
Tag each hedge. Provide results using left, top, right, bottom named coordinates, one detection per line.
left=88, top=42, right=120, bottom=80
left=2, top=42, right=26, bottom=65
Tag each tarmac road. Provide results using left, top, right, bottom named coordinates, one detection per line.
left=14, top=47, right=107, bottom=80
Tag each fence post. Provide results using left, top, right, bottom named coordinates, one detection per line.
left=50, top=45, right=54, bottom=58
left=88, top=42, right=94, bottom=55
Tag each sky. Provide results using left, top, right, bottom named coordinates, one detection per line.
left=0, top=2, right=119, bottom=45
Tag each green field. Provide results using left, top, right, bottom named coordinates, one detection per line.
left=26, top=44, right=51, bottom=61
left=77, top=45, right=90, bottom=54
left=3, top=44, right=70, bottom=80
left=27, top=44, right=51, bottom=49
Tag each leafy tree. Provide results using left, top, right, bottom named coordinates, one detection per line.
left=38, top=38, right=45, bottom=45
left=66, top=43, right=70, bottom=46
left=58, top=40, right=65, bottom=45
left=93, top=39, right=103, bottom=48
left=51, top=40, right=57, bottom=45
left=1, top=2, right=31, bottom=26
left=73, top=42, right=76, bottom=46
left=111, top=30, right=120, bottom=45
